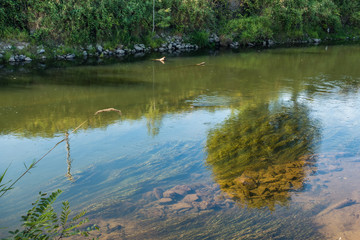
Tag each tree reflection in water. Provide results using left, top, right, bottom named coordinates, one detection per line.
left=206, top=101, right=320, bottom=210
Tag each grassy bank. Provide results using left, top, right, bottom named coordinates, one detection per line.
left=0, top=0, right=359, bottom=62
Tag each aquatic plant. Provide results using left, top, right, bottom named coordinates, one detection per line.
left=206, top=101, right=320, bottom=210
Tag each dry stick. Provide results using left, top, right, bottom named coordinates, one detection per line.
left=151, top=56, right=166, bottom=64
left=0, top=108, right=120, bottom=198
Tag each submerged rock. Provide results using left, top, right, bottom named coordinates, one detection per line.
left=163, top=190, right=178, bottom=199
left=182, top=194, right=199, bottom=203
left=171, top=202, right=192, bottom=210
left=153, top=188, right=164, bottom=200
left=159, top=198, right=173, bottom=204
left=170, top=185, right=192, bottom=196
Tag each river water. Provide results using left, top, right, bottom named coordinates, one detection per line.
left=1, top=44, right=360, bottom=239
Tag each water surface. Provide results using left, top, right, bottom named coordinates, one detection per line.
left=1, top=45, right=360, bottom=239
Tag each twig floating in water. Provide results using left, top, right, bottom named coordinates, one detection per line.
left=94, top=108, right=122, bottom=116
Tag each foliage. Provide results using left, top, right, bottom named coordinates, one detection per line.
left=0, top=0, right=27, bottom=37
left=226, top=15, right=273, bottom=43
left=0, top=168, right=12, bottom=194
left=188, top=31, right=210, bottom=47
left=6, top=189, right=98, bottom=239
left=0, top=0, right=360, bottom=46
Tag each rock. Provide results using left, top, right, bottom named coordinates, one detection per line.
left=313, top=38, right=321, bottom=44
left=234, top=174, right=257, bottom=189
left=183, top=194, right=199, bottom=203
left=230, top=42, right=239, bottom=49
left=41, top=56, right=46, bottom=60
left=96, top=44, right=103, bottom=53
left=18, top=55, right=26, bottom=61
left=17, top=46, right=25, bottom=50
left=134, top=44, right=143, bottom=52
left=159, top=198, right=173, bottom=204
left=171, top=185, right=192, bottom=196
left=267, top=39, right=275, bottom=46
left=198, top=201, right=214, bottom=210
left=8, top=56, right=15, bottom=62
left=159, top=47, right=165, bottom=52
left=163, top=190, right=178, bottom=199
left=37, top=49, right=45, bottom=54
left=83, top=50, right=88, bottom=56
left=153, top=188, right=164, bottom=200
left=106, top=224, right=122, bottom=234
left=116, top=49, right=125, bottom=55
left=66, top=54, right=75, bottom=59
left=0, top=54, right=3, bottom=59
left=171, top=202, right=192, bottom=210
left=24, top=57, right=32, bottom=61
left=168, top=44, right=172, bottom=50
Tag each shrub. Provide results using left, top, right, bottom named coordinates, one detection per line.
left=188, top=30, right=210, bottom=47
left=226, top=15, right=273, bottom=43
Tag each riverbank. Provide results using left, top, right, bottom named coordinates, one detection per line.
left=1, top=33, right=359, bottom=68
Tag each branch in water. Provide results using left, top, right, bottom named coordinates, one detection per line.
left=94, top=108, right=122, bottom=116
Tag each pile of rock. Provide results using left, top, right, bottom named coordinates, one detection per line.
left=56, top=53, right=75, bottom=60
left=208, top=33, right=220, bottom=47
left=230, top=41, right=240, bottom=49
left=140, top=183, right=235, bottom=218
left=156, top=35, right=199, bottom=53
left=8, top=54, right=32, bottom=62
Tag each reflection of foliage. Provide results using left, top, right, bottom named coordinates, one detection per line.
left=144, top=99, right=162, bottom=137
left=206, top=102, right=319, bottom=210
left=224, top=157, right=316, bottom=210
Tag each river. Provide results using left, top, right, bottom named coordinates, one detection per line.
left=1, top=44, right=360, bottom=239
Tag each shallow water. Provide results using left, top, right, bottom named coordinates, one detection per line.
left=1, top=45, right=360, bottom=239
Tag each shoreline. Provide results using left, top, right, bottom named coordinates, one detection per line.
left=0, top=35, right=359, bottom=71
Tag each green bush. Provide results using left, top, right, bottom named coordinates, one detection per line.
left=226, top=15, right=273, bottom=43
left=156, top=0, right=215, bottom=32
left=0, top=0, right=27, bottom=37
left=189, top=30, right=210, bottom=47
left=0, top=0, right=359, bottom=46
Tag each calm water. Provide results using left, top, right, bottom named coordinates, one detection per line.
left=1, top=45, right=360, bottom=239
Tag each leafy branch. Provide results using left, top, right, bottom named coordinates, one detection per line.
left=7, top=189, right=98, bottom=240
